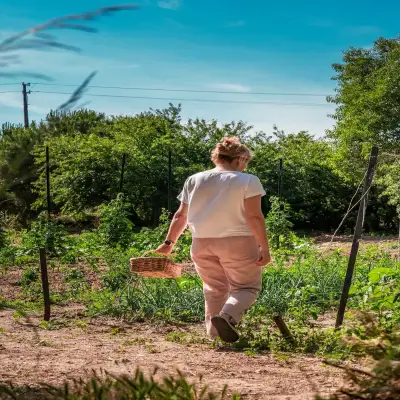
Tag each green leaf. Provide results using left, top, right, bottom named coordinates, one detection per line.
left=369, top=268, right=395, bottom=283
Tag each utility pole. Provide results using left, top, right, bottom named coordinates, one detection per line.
left=22, top=82, right=31, bottom=128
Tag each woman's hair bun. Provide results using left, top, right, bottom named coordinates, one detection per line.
left=211, top=136, right=252, bottom=162
left=216, top=136, right=241, bottom=156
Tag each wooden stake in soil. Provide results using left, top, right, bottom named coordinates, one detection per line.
left=39, top=248, right=51, bottom=321
left=119, top=153, right=126, bottom=193
left=273, top=315, right=295, bottom=343
left=168, top=149, right=172, bottom=215
left=335, top=146, right=379, bottom=329
left=45, top=146, right=51, bottom=218
left=278, top=158, right=283, bottom=199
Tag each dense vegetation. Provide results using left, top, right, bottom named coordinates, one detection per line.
left=1, top=89, right=399, bottom=232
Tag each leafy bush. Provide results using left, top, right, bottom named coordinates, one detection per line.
left=98, top=194, right=134, bottom=249
left=0, top=368, right=239, bottom=399
left=0, top=229, right=17, bottom=269
left=348, top=260, right=400, bottom=331
left=0, top=244, right=17, bottom=269
left=317, top=314, right=400, bottom=399
left=266, top=196, right=295, bottom=250
left=20, top=213, right=68, bottom=257
left=20, top=267, right=39, bottom=287
left=235, top=312, right=351, bottom=358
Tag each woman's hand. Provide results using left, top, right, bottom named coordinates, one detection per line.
left=155, top=243, right=173, bottom=256
left=256, top=250, right=271, bottom=266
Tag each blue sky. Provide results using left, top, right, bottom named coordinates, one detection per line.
left=0, top=0, right=398, bottom=136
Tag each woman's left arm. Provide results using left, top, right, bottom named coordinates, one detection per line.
left=155, top=202, right=188, bottom=255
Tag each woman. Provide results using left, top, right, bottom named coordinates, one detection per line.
left=156, top=137, right=271, bottom=343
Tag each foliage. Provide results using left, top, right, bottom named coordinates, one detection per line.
left=0, top=230, right=17, bottom=268
left=327, top=37, right=400, bottom=214
left=20, top=213, right=68, bottom=257
left=0, top=125, right=44, bottom=219
left=379, top=159, right=400, bottom=215
left=0, top=368, right=239, bottom=400
left=266, top=196, right=294, bottom=249
left=33, top=133, right=120, bottom=216
left=348, top=255, right=400, bottom=331
left=97, top=194, right=134, bottom=249
left=235, top=313, right=351, bottom=358
left=1, top=105, right=396, bottom=231
left=249, top=129, right=361, bottom=230
left=328, top=38, right=400, bottom=164
left=317, top=314, right=400, bottom=399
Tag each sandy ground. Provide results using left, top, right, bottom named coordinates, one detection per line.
left=0, top=306, right=345, bottom=399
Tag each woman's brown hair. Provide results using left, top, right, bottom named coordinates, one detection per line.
left=211, top=137, right=252, bottom=163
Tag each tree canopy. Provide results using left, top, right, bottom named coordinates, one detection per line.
left=1, top=103, right=397, bottom=231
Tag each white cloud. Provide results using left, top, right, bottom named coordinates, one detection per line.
left=158, top=0, right=180, bottom=10
left=211, top=83, right=251, bottom=92
left=226, top=20, right=246, bottom=28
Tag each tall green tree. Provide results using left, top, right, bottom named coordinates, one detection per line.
left=328, top=37, right=400, bottom=219
left=328, top=38, right=400, bottom=165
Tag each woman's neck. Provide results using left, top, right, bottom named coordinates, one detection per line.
left=214, top=163, right=239, bottom=172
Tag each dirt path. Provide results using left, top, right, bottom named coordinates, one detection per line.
left=0, top=306, right=345, bottom=400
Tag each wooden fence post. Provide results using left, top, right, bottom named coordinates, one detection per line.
left=39, top=248, right=51, bottom=321
left=335, top=146, right=379, bottom=329
left=278, top=158, right=283, bottom=199
left=168, top=149, right=172, bottom=215
left=119, top=153, right=126, bottom=193
left=45, top=146, right=51, bottom=218
left=273, top=315, right=295, bottom=344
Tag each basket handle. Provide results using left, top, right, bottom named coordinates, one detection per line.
left=141, top=250, right=173, bottom=259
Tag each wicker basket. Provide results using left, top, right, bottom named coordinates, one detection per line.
left=130, top=252, right=182, bottom=278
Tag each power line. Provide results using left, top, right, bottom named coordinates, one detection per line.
left=0, top=83, right=20, bottom=86
left=31, top=83, right=330, bottom=97
left=32, top=90, right=332, bottom=107
left=0, top=90, right=20, bottom=94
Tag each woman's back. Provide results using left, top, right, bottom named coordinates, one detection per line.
left=178, top=170, right=265, bottom=238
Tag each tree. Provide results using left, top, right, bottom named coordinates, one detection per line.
left=327, top=37, right=400, bottom=219
left=249, top=127, right=356, bottom=231
left=328, top=38, right=400, bottom=165
left=0, top=124, right=44, bottom=219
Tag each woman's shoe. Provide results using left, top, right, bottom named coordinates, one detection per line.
left=211, top=314, right=239, bottom=343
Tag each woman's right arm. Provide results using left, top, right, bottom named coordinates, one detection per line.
left=244, top=195, right=271, bottom=266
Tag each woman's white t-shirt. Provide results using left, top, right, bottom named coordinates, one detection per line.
left=178, top=170, right=266, bottom=238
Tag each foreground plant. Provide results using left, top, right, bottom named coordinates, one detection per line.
left=0, top=368, right=239, bottom=400
left=316, top=313, right=400, bottom=399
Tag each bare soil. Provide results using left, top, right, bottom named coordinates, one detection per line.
left=0, top=306, right=345, bottom=400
